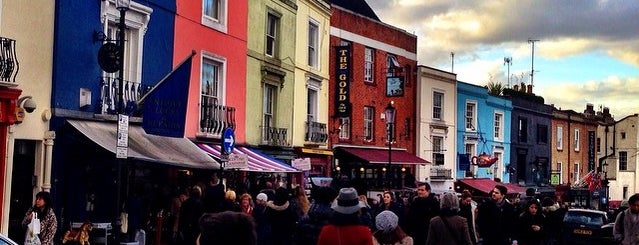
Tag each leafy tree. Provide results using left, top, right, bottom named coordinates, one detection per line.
left=485, top=76, right=506, bottom=96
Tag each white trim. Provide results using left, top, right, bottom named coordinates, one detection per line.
left=330, top=27, right=417, bottom=61
left=200, top=50, right=227, bottom=104
left=201, top=0, right=228, bottom=33
left=494, top=110, right=504, bottom=142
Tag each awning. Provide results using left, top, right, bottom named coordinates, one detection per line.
left=457, top=178, right=525, bottom=195
left=337, top=147, right=430, bottom=165
left=197, top=143, right=300, bottom=173
left=67, top=120, right=220, bottom=169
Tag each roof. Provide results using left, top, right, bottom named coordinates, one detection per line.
left=330, top=0, right=380, bottom=21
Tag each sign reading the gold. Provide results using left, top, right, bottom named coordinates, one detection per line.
left=335, top=46, right=351, bottom=117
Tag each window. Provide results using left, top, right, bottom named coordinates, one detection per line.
left=338, top=117, right=350, bottom=139
left=386, top=54, right=399, bottom=77
left=493, top=152, right=502, bottom=180
left=619, top=151, right=627, bottom=170
left=574, top=128, right=580, bottom=151
left=433, top=91, right=443, bottom=120
left=557, top=126, right=564, bottom=150
left=263, top=83, right=277, bottom=132
left=537, top=124, right=548, bottom=144
left=432, top=136, right=444, bottom=165
left=364, top=106, right=374, bottom=141
left=202, top=0, right=227, bottom=32
left=465, top=143, right=475, bottom=156
left=518, top=117, right=528, bottom=142
left=557, top=162, right=563, bottom=184
left=494, top=112, right=503, bottom=141
left=364, top=47, right=374, bottom=83
left=596, top=137, right=601, bottom=152
left=307, top=89, right=318, bottom=122
left=465, top=102, right=476, bottom=130
left=266, top=12, right=279, bottom=57
left=573, top=163, right=580, bottom=181
left=623, top=186, right=628, bottom=200
left=200, top=55, right=226, bottom=134
left=307, top=19, right=319, bottom=68
left=621, top=132, right=626, bottom=139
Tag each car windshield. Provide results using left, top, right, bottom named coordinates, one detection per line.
left=564, top=211, right=605, bottom=226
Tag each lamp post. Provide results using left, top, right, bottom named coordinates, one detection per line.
left=602, top=161, right=609, bottom=211
left=385, top=101, right=396, bottom=188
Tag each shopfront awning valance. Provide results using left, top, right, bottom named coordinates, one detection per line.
left=336, top=147, right=430, bottom=165
left=197, top=143, right=300, bottom=173
left=67, top=120, right=220, bottom=169
left=457, top=178, right=526, bottom=195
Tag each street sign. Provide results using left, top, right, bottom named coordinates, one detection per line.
left=222, top=127, right=235, bottom=154
left=226, top=153, right=248, bottom=169
left=292, top=158, right=312, bottom=171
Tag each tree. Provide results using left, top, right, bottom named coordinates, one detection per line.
left=485, top=76, right=506, bottom=96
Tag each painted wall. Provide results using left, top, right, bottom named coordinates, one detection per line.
left=175, top=0, right=248, bottom=142
left=551, top=109, right=597, bottom=186
left=607, top=115, right=638, bottom=201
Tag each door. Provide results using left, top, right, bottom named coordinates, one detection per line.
left=8, top=140, right=36, bottom=244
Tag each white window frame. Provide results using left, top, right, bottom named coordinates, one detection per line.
left=432, top=135, right=444, bottom=166
left=493, top=151, right=503, bottom=180
left=307, top=18, right=319, bottom=69
left=364, top=47, right=374, bottom=83
left=338, top=117, right=350, bottom=139
left=265, top=12, right=279, bottom=57
left=202, top=0, right=228, bottom=33
left=433, top=91, right=443, bottom=120
left=557, top=162, right=563, bottom=184
left=494, top=111, right=503, bottom=141
left=200, top=52, right=227, bottom=105
left=263, top=83, right=277, bottom=131
left=306, top=77, right=320, bottom=122
left=386, top=53, right=399, bottom=77
left=573, top=162, right=580, bottom=181
left=465, top=101, right=477, bottom=131
left=364, top=106, right=374, bottom=141
left=574, top=128, right=580, bottom=151
left=557, top=125, right=563, bottom=150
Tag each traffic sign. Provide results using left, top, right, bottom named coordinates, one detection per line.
left=222, top=127, right=235, bottom=154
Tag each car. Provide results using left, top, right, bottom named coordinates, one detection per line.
left=0, top=233, right=18, bottom=245
left=562, top=208, right=616, bottom=245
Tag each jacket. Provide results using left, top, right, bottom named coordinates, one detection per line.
left=426, top=215, right=472, bottom=245
left=22, top=207, right=57, bottom=245
left=614, top=209, right=639, bottom=245
left=317, top=224, right=374, bottom=245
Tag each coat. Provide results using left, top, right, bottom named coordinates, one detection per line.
left=426, top=215, right=472, bottom=245
left=22, top=207, right=57, bottom=245
left=405, top=194, right=440, bottom=245
left=613, top=209, right=639, bottom=245
left=317, top=224, right=374, bottom=245
left=476, top=199, right=517, bottom=245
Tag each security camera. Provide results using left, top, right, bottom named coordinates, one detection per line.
left=20, top=97, right=37, bottom=113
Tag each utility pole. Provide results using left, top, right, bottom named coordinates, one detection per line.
left=528, top=38, right=539, bottom=87
left=504, top=57, right=512, bottom=88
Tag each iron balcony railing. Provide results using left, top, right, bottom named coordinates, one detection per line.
left=100, top=76, right=150, bottom=115
left=200, top=97, right=236, bottom=136
left=262, top=126, right=289, bottom=146
left=430, top=167, right=453, bottom=180
left=0, top=37, right=18, bottom=86
left=305, top=121, right=328, bottom=144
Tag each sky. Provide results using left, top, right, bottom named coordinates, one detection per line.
left=367, top=0, right=639, bottom=118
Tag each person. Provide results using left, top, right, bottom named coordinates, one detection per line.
left=360, top=194, right=376, bottom=230
left=373, top=210, right=413, bottom=245
left=515, top=199, right=545, bottom=245
left=425, top=192, right=472, bottom=245
left=296, top=186, right=336, bottom=245
left=179, top=186, right=205, bottom=245
left=375, top=191, right=404, bottom=221
left=515, top=188, right=537, bottom=216
left=405, top=182, right=440, bottom=245
left=540, top=197, right=564, bottom=245
left=203, top=172, right=226, bottom=213
left=317, top=187, right=374, bottom=245
left=289, top=185, right=310, bottom=218
left=476, top=185, right=517, bottom=245
left=614, top=193, right=639, bottom=244
left=222, top=190, right=241, bottom=212
left=22, top=191, right=57, bottom=245
left=267, top=187, right=298, bottom=245
left=239, top=193, right=254, bottom=215
left=197, top=211, right=257, bottom=245
left=458, top=190, right=478, bottom=244
left=253, top=193, right=273, bottom=245
left=170, top=188, right=188, bottom=244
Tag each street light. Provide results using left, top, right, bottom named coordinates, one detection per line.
left=115, top=0, right=130, bottom=113
left=602, top=161, right=609, bottom=211
left=385, top=101, right=396, bottom=188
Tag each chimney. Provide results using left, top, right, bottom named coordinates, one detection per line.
left=527, top=84, right=533, bottom=94
left=603, top=107, right=610, bottom=118
left=513, top=84, right=519, bottom=91
left=585, top=103, right=595, bottom=116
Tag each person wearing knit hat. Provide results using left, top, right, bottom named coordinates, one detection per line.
left=318, top=187, right=373, bottom=245
left=372, top=210, right=413, bottom=245
left=425, top=192, right=472, bottom=245
left=256, top=193, right=268, bottom=202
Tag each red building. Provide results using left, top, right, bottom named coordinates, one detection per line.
left=329, top=0, right=427, bottom=194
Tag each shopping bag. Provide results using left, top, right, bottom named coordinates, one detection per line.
left=25, top=214, right=42, bottom=245
left=29, top=212, right=41, bottom=235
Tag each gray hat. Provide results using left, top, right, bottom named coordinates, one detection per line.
left=331, top=187, right=365, bottom=214
left=440, top=192, right=460, bottom=211
left=375, top=210, right=399, bottom=233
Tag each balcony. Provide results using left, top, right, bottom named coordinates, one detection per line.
left=305, top=121, right=328, bottom=144
left=100, top=76, right=150, bottom=115
left=199, top=97, right=236, bottom=137
left=430, top=167, right=453, bottom=181
left=0, top=37, right=18, bottom=86
left=262, top=126, right=289, bottom=146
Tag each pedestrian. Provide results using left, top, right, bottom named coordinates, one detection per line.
left=375, top=191, right=404, bottom=221
left=267, top=187, right=298, bottom=245
left=458, top=190, right=478, bottom=244
left=425, top=192, right=472, bottom=245
left=296, top=186, right=336, bottom=245
left=476, top=185, right=517, bottom=245
left=373, top=210, right=413, bottom=245
left=239, top=193, right=254, bottom=215
left=198, top=211, right=257, bottom=245
left=222, top=189, right=241, bottom=212
left=179, top=186, right=205, bottom=245
left=515, top=199, right=545, bottom=245
left=613, top=193, right=639, bottom=245
left=317, top=187, right=374, bottom=245
left=22, top=191, right=57, bottom=245
left=290, top=185, right=311, bottom=219
left=253, top=193, right=273, bottom=245
left=203, top=172, right=226, bottom=213
left=540, top=197, right=564, bottom=245
left=405, top=182, right=440, bottom=245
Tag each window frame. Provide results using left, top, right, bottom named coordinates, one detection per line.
left=364, top=47, right=374, bottom=83
left=494, top=111, right=503, bottom=141
left=338, top=117, right=350, bottom=140
left=574, top=128, right=580, bottom=151
left=363, top=106, right=374, bottom=141
left=263, top=83, right=277, bottom=131
left=306, top=77, right=320, bottom=122
left=518, top=117, right=528, bottom=142
left=307, top=18, right=319, bottom=69
left=619, top=151, right=628, bottom=171
left=433, top=91, right=443, bottom=120
left=557, top=125, right=564, bottom=150
left=465, top=101, right=476, bottom=131
left=265, top=12, right=280, bottom=58
left=202, top=0, right=228, bottom=33
left=537, top=124, right=548, bottom=144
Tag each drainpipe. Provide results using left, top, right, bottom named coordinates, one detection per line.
left=567, top=114, right=571, bottom=185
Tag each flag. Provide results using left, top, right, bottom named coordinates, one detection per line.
left=140, top=51, right=196, bottom=138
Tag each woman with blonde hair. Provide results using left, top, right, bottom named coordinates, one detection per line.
left=222, top=190, right=241, bottom=212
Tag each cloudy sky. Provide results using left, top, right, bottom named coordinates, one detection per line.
left=367, top=0, right=639, bottom=118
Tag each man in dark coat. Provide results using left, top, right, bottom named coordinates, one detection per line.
left=477, top=184, right=517, bottom=245
left=405, top=182, right=440, bottom=245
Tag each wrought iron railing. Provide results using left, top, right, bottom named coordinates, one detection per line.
left=100, top=76, right=150, bottom=115
left=0, top=37, right=18, bottom=86
left=200, top=97, right=236, bottom=136
left=262, top=126, right=289, bottom=146
left=430, top=167, right=453, bottom=180
left=305, top=121, right=328, bottom=144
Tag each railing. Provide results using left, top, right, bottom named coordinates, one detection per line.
left=199, top=97, right=236, bottom=136
left=430, top=167, right=453, bottom=180
left=261, top=126, right=289, bottom=146
left=0, top=37, right=18, bottom=86
left=305, top=121, right=328, bottom=144
left=100, top=76, right=150, bottom=115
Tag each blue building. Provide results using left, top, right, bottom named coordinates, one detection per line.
left=455, top=81, right=514, bottom=194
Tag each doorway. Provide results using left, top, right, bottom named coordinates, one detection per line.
left=8, top=140, right=36, bottom=243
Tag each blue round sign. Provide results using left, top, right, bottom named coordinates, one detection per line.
left=222, top=128, right=235, bottom=154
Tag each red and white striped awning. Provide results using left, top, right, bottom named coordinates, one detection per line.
left=197, top=143, right=299, bottom=173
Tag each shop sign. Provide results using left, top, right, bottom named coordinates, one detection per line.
left=293, top=158, right=311, bottom=171
left=226, top=153, right=248, bottom=169
left=550, top=172, right=560, bottom=185
left=334, top=46, right=351, bottom=117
